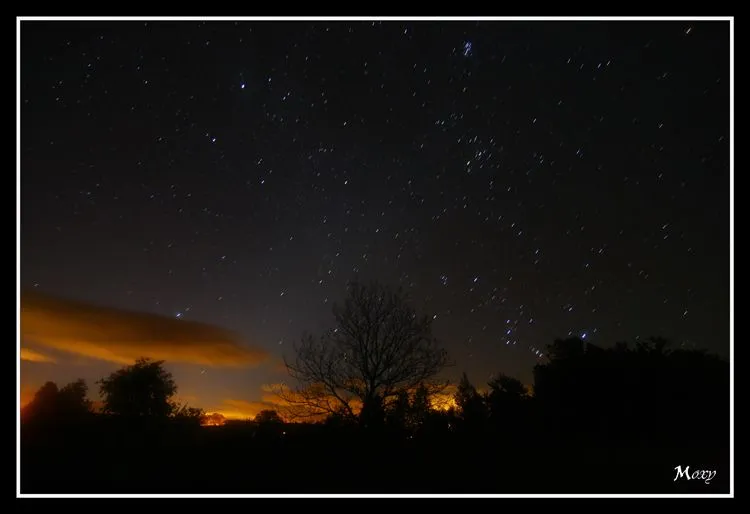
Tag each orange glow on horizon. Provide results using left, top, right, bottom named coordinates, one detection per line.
left=430, top=393, right=458, bottom=411
left=200, top=412, right=228, bottom=426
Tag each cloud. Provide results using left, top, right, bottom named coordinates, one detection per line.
left=20, top=347, right=56, bottom=363
left=20, top=290, right=269, bottom=367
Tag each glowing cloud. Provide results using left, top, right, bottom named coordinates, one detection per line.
left=20, top=348, right=56, bottom=363
left=20, top=291, right=269, bottom=367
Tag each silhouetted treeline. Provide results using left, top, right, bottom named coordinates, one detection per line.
left=533, top=337, right=729, bottom=447
left=20, top=337, right=730, bottom=494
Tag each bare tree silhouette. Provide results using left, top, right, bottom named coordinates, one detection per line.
left=276, top=281, right=451, bottom=426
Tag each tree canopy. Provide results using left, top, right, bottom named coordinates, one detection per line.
left=22, top=379, right=92, bottom=422
left=98, top=357, right=177, bottom=418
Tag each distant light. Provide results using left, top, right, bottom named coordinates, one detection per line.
left=581, top=332, right=587, bottom=339
left=241, top=83, right=246, bottom=89
left=175, top=312, right=183, bottom=319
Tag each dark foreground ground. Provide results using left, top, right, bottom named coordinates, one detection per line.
left=20, top=420, right=730, bottom=495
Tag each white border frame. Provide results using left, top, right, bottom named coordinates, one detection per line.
left=16, top=15, right=734, bottom=499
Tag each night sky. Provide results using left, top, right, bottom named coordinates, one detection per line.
left=20, top=20, right=730, bottom=419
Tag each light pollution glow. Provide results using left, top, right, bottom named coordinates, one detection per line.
left=19, top=291, right=466, bottom=424
left=202, top=385, right=461, bottom=424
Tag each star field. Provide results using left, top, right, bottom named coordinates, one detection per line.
left=20, top=20, right=730, bottom=407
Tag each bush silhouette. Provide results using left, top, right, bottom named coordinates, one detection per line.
left=254, top=409, right=283, bottom=424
